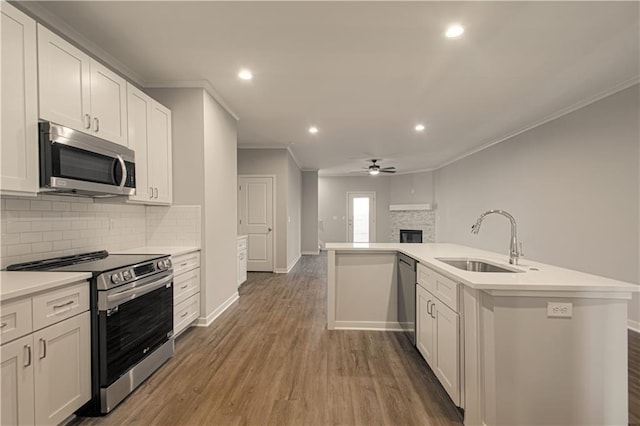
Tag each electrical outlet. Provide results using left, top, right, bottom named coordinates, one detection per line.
left=547, top=302, right=572, bottom=318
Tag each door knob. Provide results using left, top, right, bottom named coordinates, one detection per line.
left=268, top=228, right=272, bottom=232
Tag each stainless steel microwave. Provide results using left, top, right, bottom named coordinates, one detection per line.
left=39, top=122, right=136, bottom=197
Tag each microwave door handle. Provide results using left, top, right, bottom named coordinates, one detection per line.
left=116, top=155, right=127, bottom=191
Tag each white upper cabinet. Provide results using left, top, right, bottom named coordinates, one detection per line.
left=126, top=83, right=152, bottom=202
left=1, top=3, right=39, bottom=195
left=38, top=25, right=128, bottom=146
left=126, top=84, right=172, bottom=205
left=148, top=101, right=172, bottom=204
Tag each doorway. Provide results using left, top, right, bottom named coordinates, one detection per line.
left=347, top=192, right=376, bottom=243
left=238, top=176, right=275, bottom=272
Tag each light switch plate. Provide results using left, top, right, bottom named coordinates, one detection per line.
left=547, top=302, right=572, bottom=318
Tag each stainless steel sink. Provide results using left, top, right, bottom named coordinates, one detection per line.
left=435, top=258, right=523, bottom=273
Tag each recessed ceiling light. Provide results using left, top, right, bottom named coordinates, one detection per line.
left=308, top=126, right=319, bottom=134
left=445, top=24, right=464, bottom=38
left=415, top=124, right=425, bottom=132
left=238, top=69, right=253, bottom=80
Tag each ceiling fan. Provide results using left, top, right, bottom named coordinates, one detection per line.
left=353, top=159, right=397, bottom=176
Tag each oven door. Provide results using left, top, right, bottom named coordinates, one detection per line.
left=97, top=272, right=173, bottom=387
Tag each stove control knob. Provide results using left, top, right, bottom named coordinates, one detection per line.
left=111, top=273, right=121, bottom=284
left=122, top=270, right=132, bottom=280
left=165, top=259, right=172, bottom=268
left=157, top=260, right=166, bottom=270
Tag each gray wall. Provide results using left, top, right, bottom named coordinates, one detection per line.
left=389, top=171, right=435, bottom=204
left=434, top=85, right=640, bottom=326
left=147, top=88, right=239, bottom=321
left=318, top=176, right=391, bottom=245
left=286, top=152, right=302, bottom=269
left=301, top=171, right=319, bottom=254
left=237, top=149, right=287, bottom=271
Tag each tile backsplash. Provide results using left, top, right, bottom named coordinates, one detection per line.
left=0, top=194, right=201, bottom=269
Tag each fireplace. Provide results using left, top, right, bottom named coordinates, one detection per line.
left=400, top=229, right=423, bottom=243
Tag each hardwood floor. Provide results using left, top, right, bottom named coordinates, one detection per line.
left=73, top=254, right=462, bottom=426
left=72, top=254, right=640, bottom=426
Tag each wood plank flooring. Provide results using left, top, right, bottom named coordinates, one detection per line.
left=72, top=254, right=640, bottom=426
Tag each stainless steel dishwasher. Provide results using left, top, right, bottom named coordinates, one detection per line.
left=397, top=253, right=417, bottom=345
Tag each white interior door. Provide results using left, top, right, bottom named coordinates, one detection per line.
left=239, top=176, right=274, bottom=272
left=347, top=192, right=376, bottom=243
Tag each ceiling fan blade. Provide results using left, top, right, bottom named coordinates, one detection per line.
left=380, top=169, right=396, bottom=174
left=380, top=167, right=396, bottom=171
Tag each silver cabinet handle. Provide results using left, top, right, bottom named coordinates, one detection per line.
left=0, top=322, right=7, bottom=329
left=180, top=284, right=188, bottom=290
left=39, top=338, right=47, bottom=359
left=430, top=302, right=436, bottom=319
left=53, top=300, right=74, bottom=309
left=180, top=311, right=188, bottom=318
left=24, top=345, right=32, bottom=367
left=149, top=187, right=153, bottom=199
left=154, top=187, right=158, bottom=199
left=116, top=155, right=127, bottom=191
left=94, top=117, right=100, bottom=132
left=180, top=262, right=188, bottom=267
left=84, top=113, right=91, bottom=129
left=426, top=300, right=432, bottom=316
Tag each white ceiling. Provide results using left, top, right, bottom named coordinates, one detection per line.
left=31, top=1, right=639, bottom=175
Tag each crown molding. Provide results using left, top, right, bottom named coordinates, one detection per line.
left=286, top=146, right=302, bottom=170
left=435, top=77, right=640, bottom=171
left=14, top=1, right=145, bottom=86
left=144, top=79, right=239, bottom=121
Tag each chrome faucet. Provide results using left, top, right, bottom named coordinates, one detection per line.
left=471, top=209, right=523, bottom=265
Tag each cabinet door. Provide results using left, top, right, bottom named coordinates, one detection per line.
left=1, top=3, right=39, bottom=195
left=126, top=83, right=152, bottom=202
left=33, top=312, right=90, bottom=426
left=90, top=60, right=127, bottom=145
left=1, top=335, right=35, bottom=426
left=37, top=24, right=91, bottom=132
left=240, top=249, right=248, bottom=284
left=434, top=300, right=460, bottom=406
left=148, top=101, right=172, bottom=204
left=416, top=285, right=435, bottom=365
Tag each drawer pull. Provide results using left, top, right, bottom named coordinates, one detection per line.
left=24, top=345, right=32, bottom=367
left=39, top=338, right=47, bottom=359
left=53, top=300, right=74, bottom=309
left=180, top=311, right=189, bottom=318
left=180, top=262, right=188, bottom=267
left=0, top=322, right=7, bottom=329
left=180, top=285, right=188, bottom=290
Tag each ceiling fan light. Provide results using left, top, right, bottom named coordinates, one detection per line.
left=369, top=169, right=380, bottom=176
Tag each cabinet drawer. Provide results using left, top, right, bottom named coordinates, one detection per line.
left=174, top=293, right=200, bottom=336
left=32, top=282, right=89, bottom=331
left=173, top=268, right=200, bottom=305
left=172, top=251, right=200, bottom=275
left=417, top=264, right=459, bottom=313
left=0, top=298, right=33, bottom=345
left=237, top=238, right=247, bottom=251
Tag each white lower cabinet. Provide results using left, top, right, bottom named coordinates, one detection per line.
left=172, top=251, right=201, bottom=336
left=237, top=236, right=248, bottom=287
left=416, top=265, right=461, bottom=407
left=0, top=282, right=91, bottom=426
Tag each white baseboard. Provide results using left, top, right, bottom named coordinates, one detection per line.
left=333, top=321, right=403, bottom=331
left=629, top=319, right=640, bottom=334
left=274, top=254, right=301, bottom=274
left=302, top=250, right=320, bottom=255
left=194, top=291, right=239, bottom=327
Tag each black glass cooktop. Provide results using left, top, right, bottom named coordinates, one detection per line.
left=7, top=250, right=167, bottom=274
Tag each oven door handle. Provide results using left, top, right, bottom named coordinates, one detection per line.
left=107, top=274, right=173, bottom=305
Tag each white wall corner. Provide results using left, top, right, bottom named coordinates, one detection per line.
left=194, top=291, right=239, bottom=327
left=286, top=146, right=302, bottom=169
left=629, top=319, right=640, bottom=334
left=275, top=254, right=301, bottom=274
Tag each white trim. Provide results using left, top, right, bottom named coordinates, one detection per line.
left=389, top=203, right=436, bottom=211
left=238, top=174, right=277, bottom=273
left=194, top=291, right=240, bottom=327
left=629, top=319, right=640, bottom=334
left=238, top=145, right=289, bottom=150
left=435, top=78, right=640, bottom=171
left=145, top=79, right=239, bottom=121
left=333, top=321, right=403, bottom=331
left=16, top=2, right=145, bottom=85
left=302, top=250, right=320, bottom=256
left=274, top=254, right=301, bottom=274
left=286, top=146, right=302, bottom=169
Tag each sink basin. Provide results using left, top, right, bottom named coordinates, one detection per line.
left=435, top=258, right=523, bottom=273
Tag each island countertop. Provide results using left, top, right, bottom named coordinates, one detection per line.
left=325, top=242, right=639, bottom=293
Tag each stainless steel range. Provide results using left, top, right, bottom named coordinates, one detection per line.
left=8, top=250, right=174, bottom=414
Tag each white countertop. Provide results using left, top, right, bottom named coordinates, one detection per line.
left=0, top=271, right=92, bottom=302
left=325, top=242, right=639, bottom=293
left=114, top=246, right=200, bottom=257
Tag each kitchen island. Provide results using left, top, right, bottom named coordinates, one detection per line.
left=326, top=242, right=638, bottom=426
